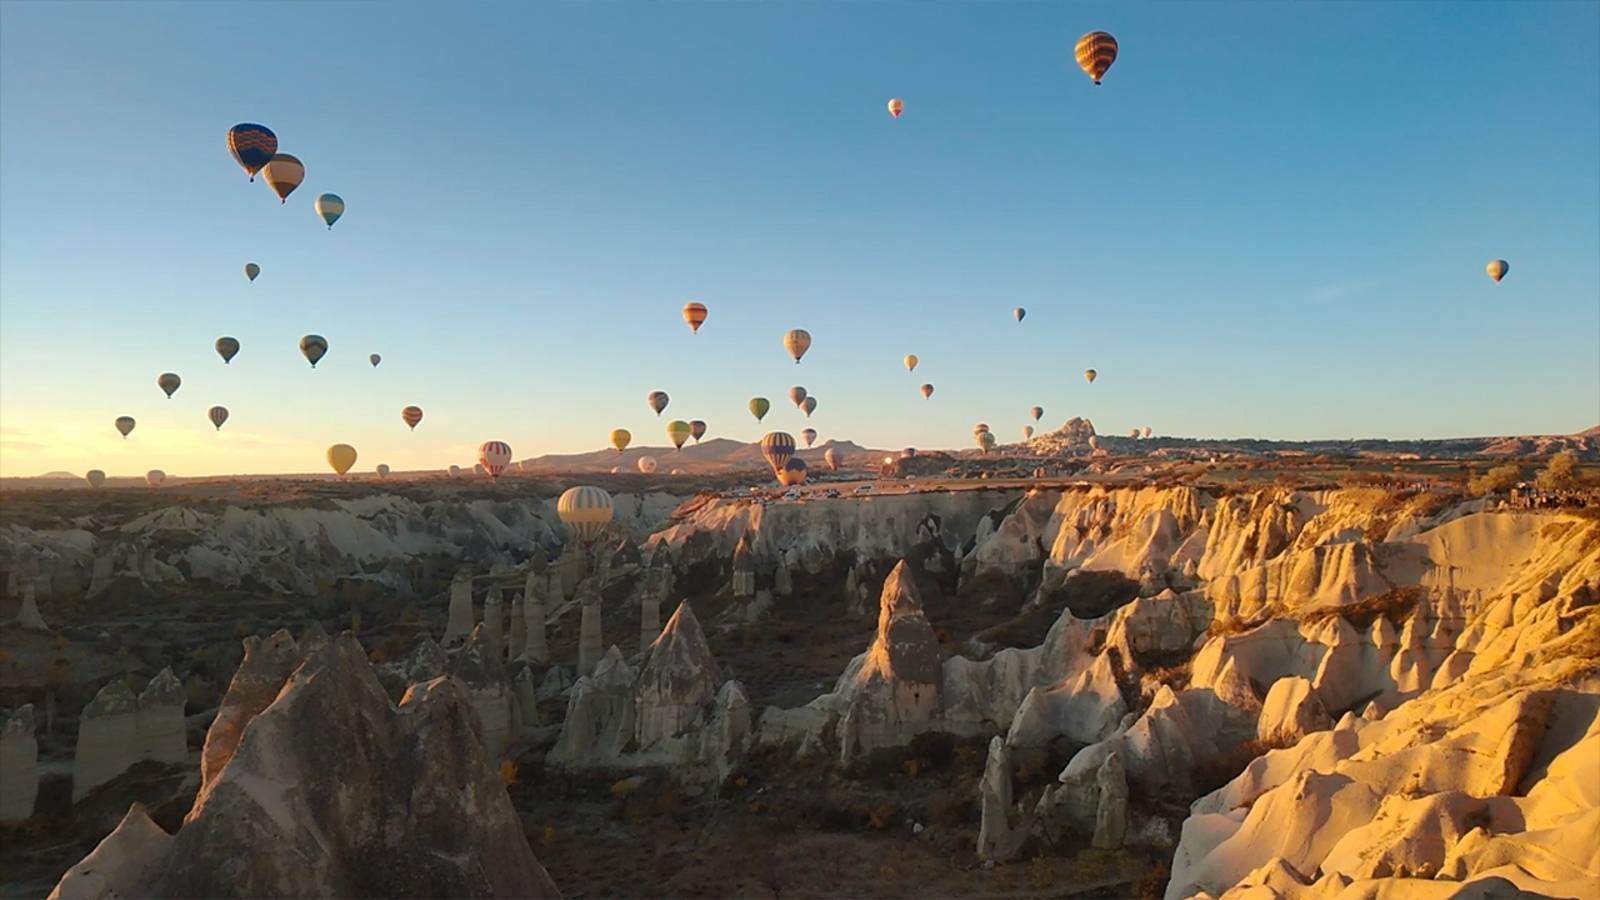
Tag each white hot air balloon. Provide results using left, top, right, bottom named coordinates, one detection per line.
left=637, top=455, right=659, bottom=474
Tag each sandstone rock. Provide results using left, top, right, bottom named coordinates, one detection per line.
left=978, top=736, right=1014, bottom=860
left=578, top=577, right=603, bottom=677
left=635, top=602, right=722, bottom=749
left=537, top=665, right=573, bottom=701
left=15, top=579, right=49, bottom=631
left=443, top=568, right=474, bottom=648
left=199, top=629, right=308, bottom=796
left=73, top=669, right=188, bottom=802
left=482, top=582, right=504, bottom=659
left=523, top=568, right=548, bottom=664
left=730, top=532, right=755, bottom=599
left=0, top=705, right=38, bottom=822
left=548, top=646, right=637, bottom=768
left=509, top=589, right=526, bottom=664
left=48, top=803, right=172, bottom=900
left=1257, top=676, right=1333, bottom=744
left=1091, top=750, right=1129, bottom=849
left=838, top=560, right=942, bottom=763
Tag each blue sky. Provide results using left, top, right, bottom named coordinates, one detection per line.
left=2, top=1, right=1596, bottom=476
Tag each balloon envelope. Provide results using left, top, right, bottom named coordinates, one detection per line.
left=1084, top=369, right=1097, bottom=384
left=157, top=372, right=181, bottom=399
left=789, top=386, right=808, bottom=407
left=648, top=390, right=669, bottom=416
left=261, top=153, right=304, bottom=203
left=402, top=406, right=424, bottom=430
left=802, top=396, right=817, bottom=417
left=208, top=406, right=229, bottom=431
left=689, top=420, right=707, bottom=442
left=215, top=337, right=240, bottom=364
left=449, top=464, right=462, bottom=477
left=478, top=441, right=513, bottom=479
left=749, top=397, right=770, bottom=421
left=824, top=446, right=842, bottom=470
left=901, top=447, right=917, bottom=459
left=376, top=464, right=390, bottom=478
left=1074, top=31, right=1119, bottom=84
left=1030, top=406, right=1044, bottom=421
left=778, top=457, right=808, bottom=486
left=300, top=335, right=328, bottom=368
left=637, top=455, right=658, bottom=474
left=682, top=302, right=708, bottom=333
left=326, top=444, right=357, bottom=476
left=801, top=428, right=817, bottom=447
left=666, top=420, right=691, bottom=449
left=1142, top=426, right=1152, bottom=439
left=1013, top=307, right=1026, bottom=322
left=244, top=263, right=260, bottom=281
left=920, top=383, right=934, bottom=399
left=1486, top=259, right=1509, bottom=283
left=558, top=485, right=615, bottom=542
left=783, top=329, right=811, bottom=364
left=115, top=416, right=136, bottom=438
left=226, top=124, right=277, bottom=180
left=315, top=193, right=344, bottom=229
left=887, top=98, right=904, bottom=118
left=86, top=469, right=106, bottom=488
left=904, top=354, right=918, bottom=372
left=610, top=428, right=632, bottom=452
left=145, top=469, right=165, bottom=487
left=1023, top=426, right=1035, bottom=440
left=369, top=353, right=381, bottom=367
left=760, top=431, right=796, bottom=475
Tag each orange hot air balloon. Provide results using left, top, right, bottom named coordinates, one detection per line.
left=920, top=383, right=934, bottom=399
left=682, top=302, right=708, bottom=333
left=783, top=329, right=811, bottom=364
left=261, top=153, right=305, bottom=203
left=1074, top=31, right=1119, bottom=85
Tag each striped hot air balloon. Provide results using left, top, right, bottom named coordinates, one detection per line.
left=902, top=447, right=917, bottom=459
left=261, top=153, right=305, bottom=203
left=648, top=390, right=669, bottom=416
left=226, top=124, right=277, bottom=181
left=690, top=420, right=707, bottom=442
left=315, top=193, right=344, bottom=229
left=682, top=302, right=708, bottom=333
left=610, top=428, right=632, bottom=452
left=478, top=441, right=513, bottom=479
left=215, top=337, right=240, bottom=364
left=158, top=373, right=181, bottom=399
left=300, top=335, right=328, bottom=368
left=557, top=485, right=615, bottom=543
left=824, top=446, right=842, bottom=470
left=760, top=431, right=796, bottom=476
left=1074, top=31, right=1119, bottom=85
left=401, top=406, right=424, bottom=430
left=783, top=329, right=811, bottom=364
left=208, top=406, right=229, bottom=431
left=115, top=416, right=136, bottom=438
left=667, top=420, right=692, bottom=450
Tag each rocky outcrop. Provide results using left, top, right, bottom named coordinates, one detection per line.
left=522, top=567, right=548, bottom=664
left=730, top=532, right=755, bottom=599
left=578, top=577, right=603, bottom=677
left=443, top=568, right=474, bottom=648
left=1, top=705, right=38, bottom=822
left=14, top=579, right=49, bottom=631
left=51, top=632, right=560, bottom=899
left=73, top=668, right=187, bottom=801
left=1256, top=676, right=1332, bottom=744
left=838, top=561, right=942, bottom=761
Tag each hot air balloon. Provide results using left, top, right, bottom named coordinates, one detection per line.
left=904, top=354, right=918, bottom=372
left=479, top=441, right=513, bottom=479
left=215, top=337, right=240, bottom=364
left=226, top=124, right=277, bottom=181
left=1084, top=369, right=1097, bottom=384
left=315, top=193, right=344, bottom=229
left=760, top=431, right=796, bottom=475
left=300, top=335, right=328, bottom=368
left=1023, top=425, right=1035, bottom=440
left=783, top=329, right=811, bottom=364
left=974, top=423, right=990, bottom=434
left=802, top=396, right=817, bottom=417
left=86, top=470, right=106, bottom=488
left=682, top=302, right=708, bottom=333
left=648, top=390, right=669, bottom=416
left=789, top=386, right=808, bottom=408
left=749, top=397, right=770, bottom=421
left=377, top=464, right=391, bottom=479
left=558, top=485, right=615, bottom=543
left=887, top=97, right=905, bottom=118
left=208, top=406, right=229, bottom=431
left=690, top=420, right=707, bottom=443
left=244, top=263, right=260, bottom=282
left=1486, top=259, right=1509, bottom=283
left=369, top=353, right=381, bottom=368
left=402, top=406, right=424, bottom=430
left=778, top=457, right=808, bottom=486
left=610, top=428, right=632, bottom=452
left=261, top=153, right=304, bottom=203
left=901, top=447, right=917, bottom=459
left=978, top=432, right=997, bottom=454
left=145, top=469, right=166, bottom=487
left=1142, top=426, right=1152, bottom=439
left=1030, top=406, right=1044, bottom=421
left=801, top=428, right=817, bottom=447
left=115, top=416, right=136, bottom=438
left=824, top=446, right=843, bottom=470
left=1129, top=428, right=1140, bottom=439
left=157, top=373, right=181, bottom=399
left=326, top=444, right=357, bottom=476
left=667, top=420, right=692, bottom=450
left=920, top=383, right=934, bottom=399
left=449, top=464, right=462, bottom=478
left=1014, top=307, right=1026, bottom=322
left=1074, top=31, right=1119, bottom=85
left=637, top=455, right=658, bottom=474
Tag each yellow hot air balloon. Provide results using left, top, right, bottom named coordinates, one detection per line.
left=783, top=329, right=812, bottom=364
left=326, top=443, right=357, bottom=476
left=887, top=98, right=904, bottom=119
left=749, top=397, right=770, bottom=421
left=682, top=302, right=708, bottom=333
left=157, top=372, right=181, bottom=399
left=666, top=420, right=692, bottom=450
left=261, top=153, right=305, bottom=204
left=558, top=485, right=615, bottom=543
left=1084, top=369, right=1097, bottom=384
left=1023, top=425, right=1034, bottom=440
left=1074, top=31, right=1119, bottom=85
left=1486, top=259, right=1509, bottom=283
left=610, top=428, right=632, bottom=452
left=903, top=354, right=918, bottom=372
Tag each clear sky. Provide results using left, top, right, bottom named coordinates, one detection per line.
left=2, top=1, right=1596, bottom=477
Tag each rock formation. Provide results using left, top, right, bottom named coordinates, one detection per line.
left=50, top=631, right=560, bottom=899
left=730, top=532, right=755, bottom=599
left=522, top=567, right=548, bottom=664
left=482, top=581, right=504, bottom=659
left=443, top=567, right=474, bottom=647
left=509, top=588, right=525, bottom=663
left=73, top=668, right=187, bottom=801
left=577, top=576, right=602, bottom=677
left=14, top=578, right=49, bottom=631
left=838, top=560, right=942, bottom=761
left=0, top=705, right=39, bottom=822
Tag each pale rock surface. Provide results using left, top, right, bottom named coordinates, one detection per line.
left=837, top=561, right=942, bottom=762
left=730, top=532, right=756, bottom=599
left=578, top=577, right=603, bottom=676
left=548, top=646, right=638, bottom=767
left=977, top=736, right=1014, bottom=860
left=1091, top=750, right=1129, bottom=849
left=1, top=704, right=39, bottom=822
left=73, top=668, right=188, bottom=802
left=15, top=579, right=49, bottom=631
left=635, top=602, right=722, bottom=748
left=51, top=632, right=560, bottom=898
left=482, top=582, right=504, bottom=659
left=443, top=568, right=474, bottom=647
left=450, top=624, right=514, bottom=757
left=522, top=567, right=548, bottom=663
left=509, top=589, right=526, bottom=663
left=1256, top=676, right=1333, bottom=744
left=538, top=665, right=573, bottom=701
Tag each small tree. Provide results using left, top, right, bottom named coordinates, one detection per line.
left=1468, top=464, right=1520, bottom=496
left=1535, top=451, right=1579, bottom=492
